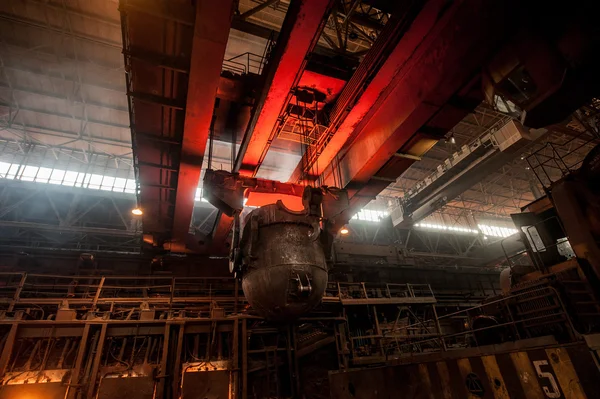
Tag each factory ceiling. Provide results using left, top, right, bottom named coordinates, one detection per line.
left=0, top=0, right=598, bottom=257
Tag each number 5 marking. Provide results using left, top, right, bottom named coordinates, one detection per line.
left=533, top=360, right=561, bottom=398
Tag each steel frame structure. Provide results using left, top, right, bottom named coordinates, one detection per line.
left=235, top=0, right=386, bottom=56
left=0, top=0, right=597, bottom=256
left=0, top=179, right=141, bottom=252
left=0, top=177, right=226, bottom=253
left=0, top=266, right=585, bottom=398
left=380, top=105, right=598, bottom=219
left=0, top=170, right=515, bottom=263
left=0, top=269, right=503, bottom=398
left=234, top=0, right=335, bottom=177
left=0, top=0, right=129, bottom=165
left=336, top=218, right=496, bottom=267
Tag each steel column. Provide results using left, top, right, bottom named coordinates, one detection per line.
left=7, top=273, right=26, bottom=312
left=66, top=323, right=91, bottom=399
left=171, top=323, right=186, bottom=399
left=242, top=318, right=248, bottom=399
left=232, top=319, right=239, bottom=399
left=156, top=323, right=171, bottom=399
left=86, top=323, right=108, bottom=399
left=0, top=324, right=17, bottom=378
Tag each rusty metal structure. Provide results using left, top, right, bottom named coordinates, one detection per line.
left=238, top=202, right=330, bottom=319
left=202, top=169, right=352, bottom=319
left=325, top=142, right=600, bottom=398
left=0, top=271, right=478, bottom=399
left=112, top=0, right=600, bottom=260
left=0, top=234, right=600, bottom=398
left=1, top=0, right=600, bottom=398
left=330, top=338, right=600, bottom=398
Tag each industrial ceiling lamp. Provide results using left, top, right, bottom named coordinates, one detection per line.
left=339, top=226, right=349, bottom=235
left=131, top=208, right=143, bottom=216
left=444, top=133, right=456, bottom=144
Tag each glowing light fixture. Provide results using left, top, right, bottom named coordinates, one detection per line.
left=339, top=227, right=349, bottom=235
left=351, top=209, right=388, bottom=222
left=477, top=224, right=518, bottom=238
left=414, top=223, right=479, bottom=234
left=131, top=208, right=143, bottom=216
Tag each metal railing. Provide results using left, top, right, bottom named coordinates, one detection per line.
left=222, top=52, right=266, bottom=75
left=0, top=273, right=244, bottom=317
left=324, top=282, right=435, bottom=302
left=349, top=285, right=576, bottom=362
left=402, top=116, right=511, bottom=202
left=0, top=274, right=437, bottom=318
left=501, top=216, right=573, bottom=272
left=527, top=131, right=597, bottom=189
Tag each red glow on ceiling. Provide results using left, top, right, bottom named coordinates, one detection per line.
left=245, top=191, right=304, bottom=211
left=298, top=70, right=347, bottom=104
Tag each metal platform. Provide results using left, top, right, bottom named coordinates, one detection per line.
left=323, top=282, right=436, bottom=305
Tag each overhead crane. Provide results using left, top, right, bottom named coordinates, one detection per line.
left=123, top=0, right=600, bottom=317
left=4, top=1, right=600, bottom=398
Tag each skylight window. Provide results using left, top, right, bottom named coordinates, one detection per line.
left=351, top=209, right=389, bottom=222
left=0, top=162, right=142, bottom=196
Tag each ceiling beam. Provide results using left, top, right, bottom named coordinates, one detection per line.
left=0, top=83, right=128, bottom=113
left=0, top=64, right=125, bottom=94
left=239, top=0, right=279, bottom=20
left=234, top=0, right=335, bottom=177
left=21, top=0, right=121, bottom=27
left=0, top=123, right=131, bottom=150
left=0, top=220, right=137, bottom=237
left=119, top=1, right=194, bottom=26
left=317, top=0, right=519, bottom=223
left=170, top=0, right=235, bottom=245
left=287, top=0, right=423, bottom=184
left=2, top=41, right=123, bottom=72
left=231, top=17, right=276, bottom=41
left=0, top=137, right=133, bottom=167
left=0, top=13, right=122, bottom=49
left=0, top=102, right=129, bottom=130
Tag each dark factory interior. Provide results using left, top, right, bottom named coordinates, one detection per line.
left=0, top=0, right=600, bottom=398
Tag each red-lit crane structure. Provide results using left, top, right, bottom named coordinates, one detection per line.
left=121, top=0, right=600, bottom=258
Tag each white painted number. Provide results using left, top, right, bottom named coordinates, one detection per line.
left=533, top=360, right=561, bottom=398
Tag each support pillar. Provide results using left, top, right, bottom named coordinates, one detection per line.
left=66, top=323, right=91, bottom=399
left=86, top=323, right=108, bottom=399
left=0, top=324, right=18, bottom=378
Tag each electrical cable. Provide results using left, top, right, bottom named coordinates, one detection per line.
left=109, top=348, right=131, bottom=369
left=130, top=337, right=148, bottom=365
left=185, top=337, right=216, bottom=368
left=19, top=303, right=45, bottom=321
